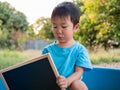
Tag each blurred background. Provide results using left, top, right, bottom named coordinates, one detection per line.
left=0, top=0, right=120, bottom=69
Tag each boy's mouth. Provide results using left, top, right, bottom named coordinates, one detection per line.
left=57, top=36, right=64, bottom=40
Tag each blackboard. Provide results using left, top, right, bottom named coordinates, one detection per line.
left=1, top=53, right=60, bottom=90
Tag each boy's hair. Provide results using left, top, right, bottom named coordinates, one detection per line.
left=51, top=1, right=81, bottom=26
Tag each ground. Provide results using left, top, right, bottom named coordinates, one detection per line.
left=94, top=62, right=120, bottom=68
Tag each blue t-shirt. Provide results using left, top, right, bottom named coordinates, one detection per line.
left=42, top=42, right=92, bottom=78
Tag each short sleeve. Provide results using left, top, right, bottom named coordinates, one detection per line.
left=41, top=47, right=49, bottom=55
left=76, top=46, right=93, bottom=71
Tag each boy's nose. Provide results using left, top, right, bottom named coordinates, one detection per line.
left=56, top=29, right=62, bottom=34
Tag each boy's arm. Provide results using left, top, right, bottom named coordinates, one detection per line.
left=56, top=66, right=84, bottom=89
left=67, top=66, right=84, bottom=86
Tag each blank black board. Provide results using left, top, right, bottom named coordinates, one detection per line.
left=1, top=53, right=60, bottom=90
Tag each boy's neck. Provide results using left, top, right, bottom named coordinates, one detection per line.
left=56, top=39, right=75, bottom=48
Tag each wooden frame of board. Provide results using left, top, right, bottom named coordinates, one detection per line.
left=0, top=53, right=60, bottom=90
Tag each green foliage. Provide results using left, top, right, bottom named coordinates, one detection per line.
left=0, top=1, right=28, bottom=32
left=0, top=2, right=13, bottom=25
left=26, top=25, right=37, bottom=40
left=30, top=17, right=54, bottom=40
left=39, top=18, right=54, bottom=40
left=0, top=1, right=29, bottom=49
left=6, top=11, right=28, bottom=32
left=74, top=0, right=120, bottom=49
left=0, top=28, right=10, bottom=48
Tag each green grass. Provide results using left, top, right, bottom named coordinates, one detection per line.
left=0, top=49, right=41, bottom=70
left=0, top=48, right=120, bottom=70
left=90, top=49, right=120, bottom=64
left=0, top=49, right=28, bottom=69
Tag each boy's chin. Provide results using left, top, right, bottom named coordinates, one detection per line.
left=56, top=40, right=66, bottom=44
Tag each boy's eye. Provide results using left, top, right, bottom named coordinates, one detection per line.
left=53, top=25, right=57, bottom=28
left=52, top=26, right=67, bottom=29
left=62, top=26, right=67, bottom=28
left=53, top=26, right=57, bottom=28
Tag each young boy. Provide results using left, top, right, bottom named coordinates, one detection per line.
left=42, top=1, right=92, bottom=90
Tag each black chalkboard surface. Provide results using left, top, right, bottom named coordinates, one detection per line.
left=1, top=53, right=60, bottom=90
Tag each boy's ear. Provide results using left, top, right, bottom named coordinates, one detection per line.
left=73, top=23, right=80, bottom=32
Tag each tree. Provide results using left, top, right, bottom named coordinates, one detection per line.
left=74, top=0, right=120, bottom=49
left=32, top=17, right=54, bottom=40
left=0, top=1, right=29, bottom=48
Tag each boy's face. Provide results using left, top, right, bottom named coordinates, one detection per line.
left=51, top=16, right=79, bottom=44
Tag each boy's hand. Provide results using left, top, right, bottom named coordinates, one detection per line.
left=56, top=76, right=68, bottom=90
